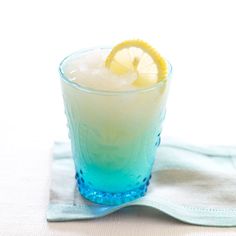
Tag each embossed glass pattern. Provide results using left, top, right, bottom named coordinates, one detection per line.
left=59, top=48, right=171, bottom=205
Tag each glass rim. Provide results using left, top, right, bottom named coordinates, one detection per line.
left=59, top=47, right=172, bottom=96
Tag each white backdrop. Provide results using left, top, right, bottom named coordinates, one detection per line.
left=1, top=0, right=236, bottom=152
left=1, top=1, right=236, bottom=235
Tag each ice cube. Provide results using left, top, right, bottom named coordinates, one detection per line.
left=63, top=49, right=137, bottom=91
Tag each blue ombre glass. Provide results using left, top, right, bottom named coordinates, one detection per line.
left=59, top=48, right=172, bottom=205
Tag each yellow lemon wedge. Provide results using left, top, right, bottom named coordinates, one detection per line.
left=105, top=39, right=167, bottom=87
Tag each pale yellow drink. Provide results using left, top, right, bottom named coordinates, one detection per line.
left=59, top=43, right=171, bottom=205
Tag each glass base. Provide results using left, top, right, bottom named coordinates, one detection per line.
left=76, top=173, right=151, bottom=206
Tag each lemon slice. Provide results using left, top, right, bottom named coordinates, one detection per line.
left=105, top=40, right=167, bottom=87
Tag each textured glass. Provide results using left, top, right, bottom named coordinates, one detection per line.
left=59, top=48, right=171, bottom=205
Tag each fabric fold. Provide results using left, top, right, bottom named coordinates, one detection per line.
left=47, top=141, right=236, bottom=226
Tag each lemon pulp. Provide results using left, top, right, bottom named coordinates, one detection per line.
left=105, top=40, right=167, bottom=88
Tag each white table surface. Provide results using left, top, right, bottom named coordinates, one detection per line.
left=1, top=143, right=236, bottom=236
left=1, top=0, right=236, bottom=235
left=0, top=145, right=236, bottom=236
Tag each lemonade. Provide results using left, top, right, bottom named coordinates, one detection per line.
left=59, top=41, right=171, bottom=205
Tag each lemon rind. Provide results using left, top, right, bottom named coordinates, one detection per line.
left=105, top=39, right=167, bottom=81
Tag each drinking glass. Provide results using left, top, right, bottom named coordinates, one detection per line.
left=59, top=48, right=172, bottom=205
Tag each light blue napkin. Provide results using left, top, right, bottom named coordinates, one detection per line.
left=47, top=141, right=236, bottom=226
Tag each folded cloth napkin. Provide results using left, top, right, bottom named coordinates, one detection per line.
left=47, top=140, right=236, bottom=226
